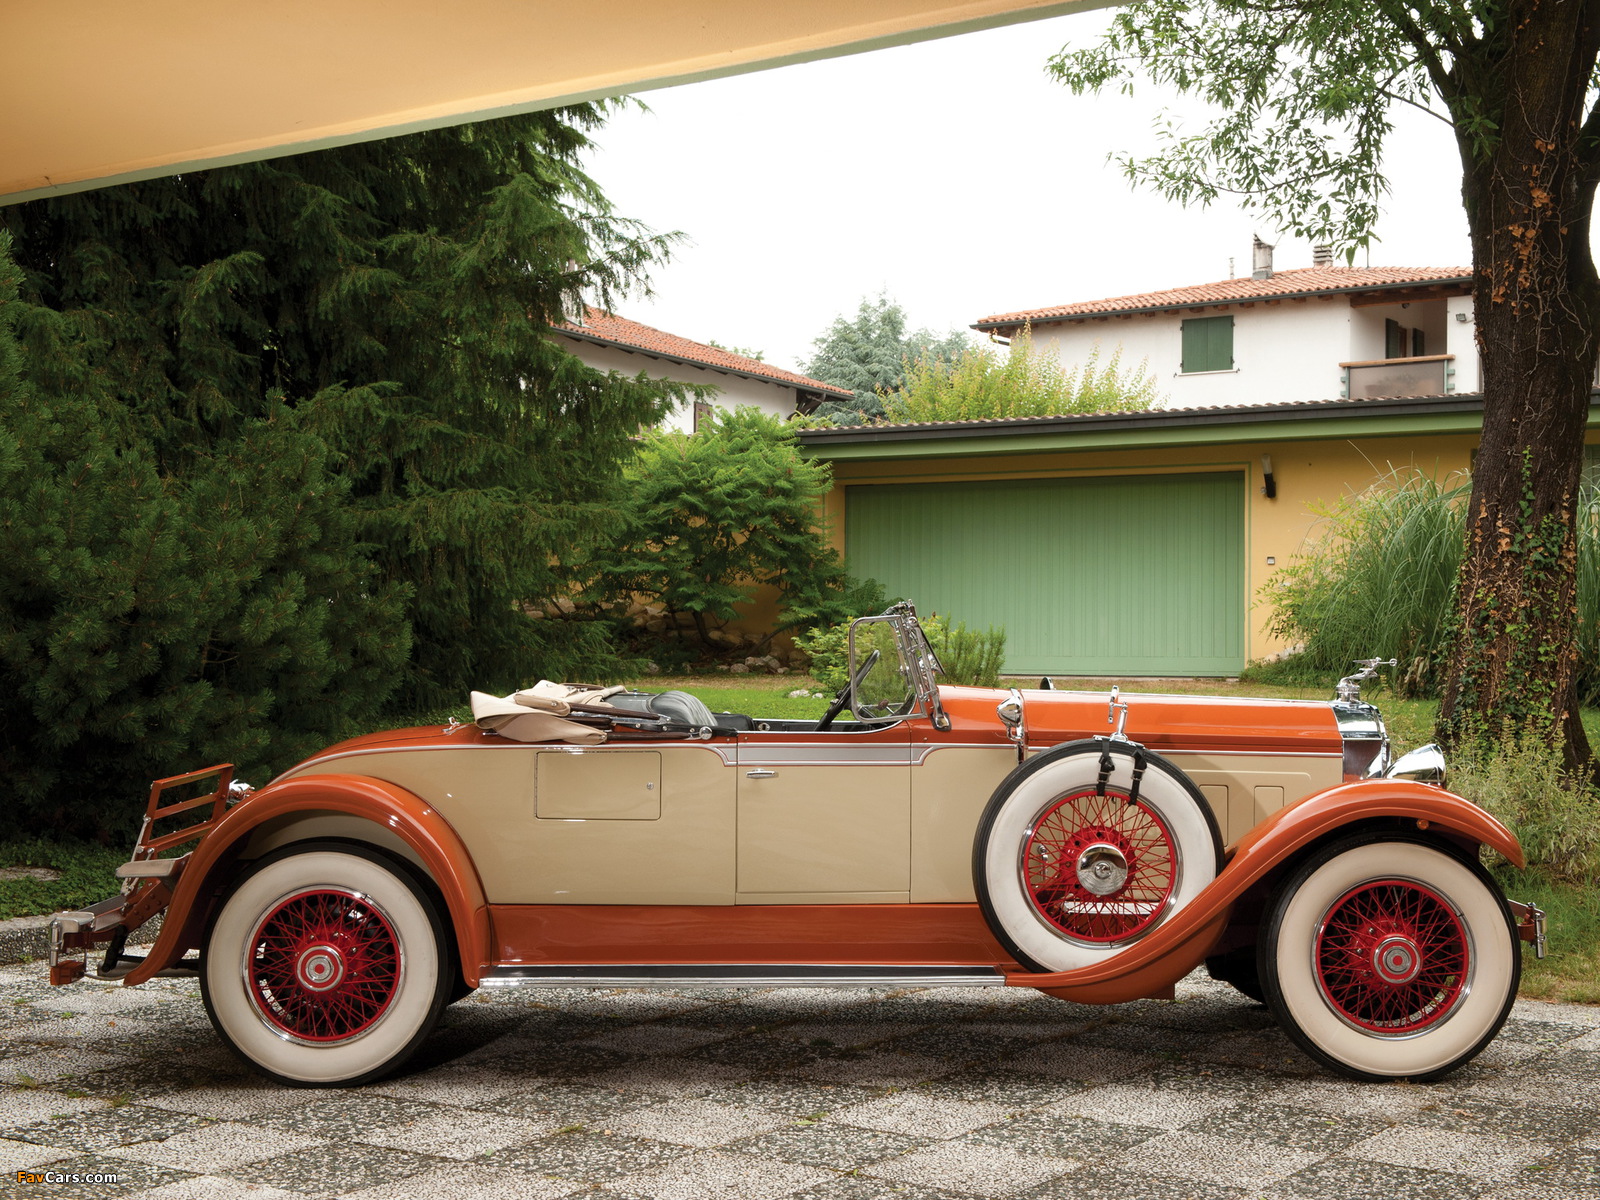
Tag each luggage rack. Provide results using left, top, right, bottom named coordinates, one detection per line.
left=49, top=764, right=234, bottom=985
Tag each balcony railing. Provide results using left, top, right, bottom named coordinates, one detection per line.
left=1341, top=355, right=1454, bottom=399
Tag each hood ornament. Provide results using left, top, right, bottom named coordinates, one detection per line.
left=1336, top=658, right=1397, bottom=705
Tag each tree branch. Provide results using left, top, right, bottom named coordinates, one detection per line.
left=1375, top=86, right=1456, bottom=129
left=1371, top=0, right=1455, bottom=98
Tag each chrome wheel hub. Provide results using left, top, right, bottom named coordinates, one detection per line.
left=1372, top=934, right=1422, bottom=985
left=295, top=944, right=346, bottom=993
left=1075, top=843, right=1130, bottom=897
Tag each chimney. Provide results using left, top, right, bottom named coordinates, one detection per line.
left=1312, top=244, right=1334, bottom=268
left=1251, top=236, right=1275, bottom=280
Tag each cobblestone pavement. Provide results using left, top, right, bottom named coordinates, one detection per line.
left=0, top=962, right=1596, bottom=1200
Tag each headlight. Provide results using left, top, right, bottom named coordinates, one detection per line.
left=1386, top=743, right=1446, bottom=786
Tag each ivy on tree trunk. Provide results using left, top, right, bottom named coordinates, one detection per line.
left=1437, top=0, right=1600, bottom=771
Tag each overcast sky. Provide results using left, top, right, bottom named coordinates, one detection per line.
left=582, top=9, right=1472, bottom=374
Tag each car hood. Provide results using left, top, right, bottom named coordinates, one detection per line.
left=937, top=686, right=1343, bottom=756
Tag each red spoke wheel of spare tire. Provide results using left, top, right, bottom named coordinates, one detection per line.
left=1022, top=790, right=1177, bottom=943
left=974, top=740, right=1222, bottom=973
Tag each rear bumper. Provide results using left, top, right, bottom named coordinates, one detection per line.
left=48, top=896, right=128, bottom=984
left=48, top=762, right=235, bottom=986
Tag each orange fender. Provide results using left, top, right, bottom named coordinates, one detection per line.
left=123, top=774, right=492, bottom=987
left=1013, top=780, right=1523, bottom=1002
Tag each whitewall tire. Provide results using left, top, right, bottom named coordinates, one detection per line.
left=1259, top=834, right=1519, bottom=1081
left=974, top=741, right=1223, bottom=972
left=201, top=842, right=451, bottom=1086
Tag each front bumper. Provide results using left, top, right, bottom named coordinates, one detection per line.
left=1509, top=899, right=1549, bottom=959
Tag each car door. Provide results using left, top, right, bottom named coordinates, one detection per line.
left=734, top=723, right=913, bottom=903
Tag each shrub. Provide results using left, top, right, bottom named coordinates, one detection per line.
left=581, top=409, right=869, bottom=655
left=3, top=112, right=689, bottom=719
left=1266, top=469, right=1467, bottom=695
left=0, top=236, right=412, bottom=840
left=796, top=612, right=1007, bottom=691
left=930, top=620, right=1007, bottom=688
left=792, top=623, right=853, bottom=692
left=883, top=329, right=1161, bottom=423
left=1269, top=469, right=1600, bottom=701
left=1449, top=736, right=1600, bottom=883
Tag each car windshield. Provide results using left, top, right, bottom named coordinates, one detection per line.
left=846, top=603, right=946, bottom=724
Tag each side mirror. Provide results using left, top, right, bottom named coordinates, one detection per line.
left=1386, top=743, right=1446, bottom=786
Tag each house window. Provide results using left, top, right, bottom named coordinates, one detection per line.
left=692, top=400, right=714, bottom=431
left=1180, top=315, right=1234, bottom=373
left=1412, top=328, right=1426, bottom=357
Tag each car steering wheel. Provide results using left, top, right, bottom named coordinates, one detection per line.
left=816, top=650, right=879, bottom=732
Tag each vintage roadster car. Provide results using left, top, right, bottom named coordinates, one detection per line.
left=49, top=604, right=1544, bottom=1088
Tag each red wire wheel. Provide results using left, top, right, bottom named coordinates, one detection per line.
left=246, top=888, right=402, bottom=1043
left=1314, top=879, right=1470, bottom=1035
left=1021, top=789, right=1178, bottom=943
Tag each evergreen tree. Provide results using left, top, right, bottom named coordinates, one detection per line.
left=0, top=233, right=411, bottom=837
left=2, top=106, right=691, bottom=724
left=803, top=294, right=968, bottom=424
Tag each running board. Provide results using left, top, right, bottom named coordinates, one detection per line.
left=478, top=964, right=1008, bottom=989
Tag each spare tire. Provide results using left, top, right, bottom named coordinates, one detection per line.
left=973, top=739, right=1223, bottom=973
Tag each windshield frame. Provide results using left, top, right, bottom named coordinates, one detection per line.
left=845, top=602, right=950, bottom=730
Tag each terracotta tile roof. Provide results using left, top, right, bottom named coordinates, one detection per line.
left=557, top=308, right=852, bottom=398
left=974, top=266, right=1472, bottom=330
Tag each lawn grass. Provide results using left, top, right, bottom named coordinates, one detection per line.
left=624, top=674, right=833, bottom=720
left=1495, top=869, right=1600, bottom=1003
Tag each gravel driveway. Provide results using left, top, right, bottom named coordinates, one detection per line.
left=0, top=963, right=1596, bottom=1200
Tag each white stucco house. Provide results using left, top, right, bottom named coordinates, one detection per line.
left=556, top=308, right=851, bottom=432
left=972, top=243, right=1475, bottom=408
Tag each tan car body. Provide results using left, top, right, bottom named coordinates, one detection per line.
left=90, top=682, right=1523, bottom=1006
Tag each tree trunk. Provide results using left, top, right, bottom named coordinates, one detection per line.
left=1437, top=0, right=1600, bottom=776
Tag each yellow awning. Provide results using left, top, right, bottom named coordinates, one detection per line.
left=1, top=0, right=1102, bottom=205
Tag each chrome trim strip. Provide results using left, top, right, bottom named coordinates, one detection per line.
left=478, top=965, right=1007, bottom=989
left=737, top=744, right=915, bottom=766
left=274, top=740, right=739, bottom=782
left=741, top=743, right=1008, bottom=768
left=282, top=740, right=1339, bottom=785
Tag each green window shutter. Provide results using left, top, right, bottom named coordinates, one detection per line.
left=1181, top=319, right=1204, bottom=373
left=1386, top=318, right=1406, bottom=359
left=1181, top=315, right=1233, bottom=373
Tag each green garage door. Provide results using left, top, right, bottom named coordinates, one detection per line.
left=845, top=472, right=1244, bottom=675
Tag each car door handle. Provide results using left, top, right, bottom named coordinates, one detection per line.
left=745, top=769, right=778, bottom=779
